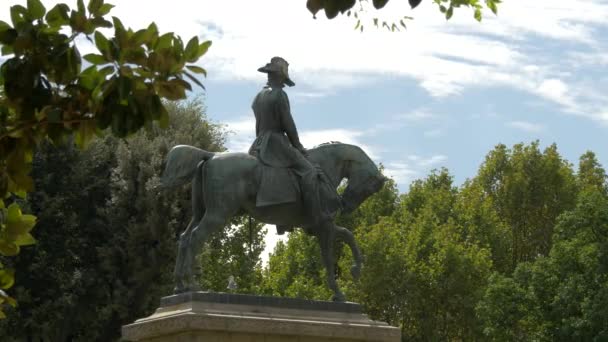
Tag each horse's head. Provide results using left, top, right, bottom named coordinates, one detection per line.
left=341, top=146, right=387, bottom=214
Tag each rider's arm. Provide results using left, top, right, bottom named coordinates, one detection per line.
left=277, top=91, right=306, bottom=153
left=252, top=94, right=260, bottom=136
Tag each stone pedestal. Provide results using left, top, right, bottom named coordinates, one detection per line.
left=122, top=292, right=401, bottom=342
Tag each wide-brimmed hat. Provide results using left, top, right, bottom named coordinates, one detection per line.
left=257, top=56, right=295, bottom=87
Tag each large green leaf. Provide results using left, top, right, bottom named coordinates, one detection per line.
left=45, top=4, right=70, bottom=27
left=186, top=65, right=207, bottom=76
left=306, top=0, right=324, bottom=15
left=0, top=242, right=19, bottom=257
left=0, top=269, right=15, bottom=290
left=0, top=21, right=10, bottom=32
left=90, top=16, right=112, bottom=29
left=155, top=79, right=187, bottom=101
left=7, top=213, right=36, bottom=236
left=77, top=0, right=86, bottom=14
left=197, top=40, right=212, bottom=59
left=14, top=232, right=36, bottom=246
left=155, top=33, right=174, bottom=50
left=26, top=0, right=46, bottom=20
left=94, top=31, right=111, bottom=58
left=97, top=3, right=114, bottom=16
left=474, top=8, right=482, bottom=21
left=130, top=29, right=153, bottom=46
left=409, top=0, right=423, bottom=9
left=372, top=0, right=389, bottom=9
left=183, top=71, right=205, bottom=90
left=87, top=0, right=103, bottom=15
left=6, top=203, right=22, bottom=224
left=184, top=36, right=199, bottom=62
left=10, top=5, right=28, bottom=28
left=83, top=53, right=107, bottom=65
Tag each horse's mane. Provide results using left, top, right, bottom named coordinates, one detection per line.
left=309, top=141, right=375, bottom=167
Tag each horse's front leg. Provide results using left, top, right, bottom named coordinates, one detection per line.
left=317, top=222, right=345, bottom=302
left=335, top=225, right=362, bottom=280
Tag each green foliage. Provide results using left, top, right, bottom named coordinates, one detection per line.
left=306, top=0, right=501, bottom=26
left=352, top=169, right=493, bottom=340
left=478, top=188, right=608, bottom=341
left=0, top=0, right=210, bottom=313
left=263, top=143, right=605, bottom=340
left=198, top=216, right=266, bottom=294
left=0, top=100, right=250, bottom=340
left=456, top=179, right=512, bottom=273
left=476, top=271, right=545, bottom=341
left=578, top=151, right=608, bottom=195
left=261, top=230, right=333, bottom=300
left=471, top=142, right=577, bottom=269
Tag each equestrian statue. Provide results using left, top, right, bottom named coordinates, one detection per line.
left=160, top=57, right=386, bottom=301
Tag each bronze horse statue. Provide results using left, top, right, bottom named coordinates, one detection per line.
left=161, top=142, right=386, bottom=301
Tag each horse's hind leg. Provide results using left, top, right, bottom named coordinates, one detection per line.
left=174, top=162, right=205, bottom=293
left=334, top=225, right=363, bottom=280
left=183, top=212, right=229, bottom=290
left=317, top=222, right=345, bottom=302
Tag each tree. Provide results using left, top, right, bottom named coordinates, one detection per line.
left=0, top=0, right=503, bottom=312
left=456, top=179, right=512, bottom=273
left=478, top=187, right=608, bottom=341
left=472, top=142, right=577, bottom=269
left=578, top=151, right=608, bottom=195
left=264, top=169, right=493, bottom=340
left=0, top=0, right=211, bottom=312
left=261, top=230, right=333, bottom=300
left=306, top=0, right=502, bottom=25
left=198, top=216, right=266, bottom=295
left=352, top=169, right=492, bottom=340
left=0, top=100, right=265, bottom=341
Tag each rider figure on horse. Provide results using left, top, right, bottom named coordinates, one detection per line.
left=248, top=57, right=339, bottom=231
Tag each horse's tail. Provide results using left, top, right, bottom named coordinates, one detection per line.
left=160, top=145, right=215, bottom=188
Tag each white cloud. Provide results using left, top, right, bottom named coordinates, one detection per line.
left=598, top=111, right=608, bottom=125
left=299, top=128, right=379, bottom=158
left=537, top=79, right=569, bottom=105
left=4, top=0, right=608, bottom=122
left=290, top=90, right=332, bottom=102
left=224, top=116, right=255, bottom=152
left=222, top=119, right=379, bottom=159
left=385, top=154, right=448, bottom=188
left=507, top=120, right=545, bottom=133
left=384, top=162, right=418, bottom=187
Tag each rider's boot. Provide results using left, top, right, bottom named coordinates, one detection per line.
left=301, top=170, right=332, bottom=225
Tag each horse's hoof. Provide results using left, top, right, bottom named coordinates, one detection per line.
left=332, top=293, right=346, bottom=302
left=351, top=264, right=361, bottom=280
left=173, top=284, right=185, bottom=294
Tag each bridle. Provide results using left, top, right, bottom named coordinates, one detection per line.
left=342, top=166, right=382, bottom=211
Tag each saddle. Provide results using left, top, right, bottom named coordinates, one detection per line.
left=256, top=164, right=301, bottom=207
left=255, top=162, right=340, bottom=212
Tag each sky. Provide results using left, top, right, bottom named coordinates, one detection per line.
left=3, top=0, right=607, bottom=262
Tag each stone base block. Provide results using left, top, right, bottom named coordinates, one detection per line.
left=122, top=292, right=401, bottom=342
